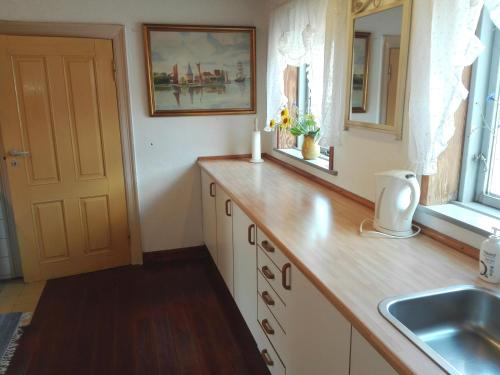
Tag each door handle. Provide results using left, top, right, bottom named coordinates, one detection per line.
left=209, top=182, right=215, bottom=197
left=261, top=319, right=275, bottom=335
left=282, top=263, right=291, bottom=290
left=261, top=291, right=275, bottom=306
left=261, top=240, right=275, bottom=253
left=9, top=149, right=30, bottom=157
left=248, top=224, right=255, bottom=245
left=225, top=199, right=231, bottom=216
left=261, top=266, right=275, bottom=280
left=261, top=349, right=274, bottom=366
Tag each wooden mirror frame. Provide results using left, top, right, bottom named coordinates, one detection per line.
left=344, top=0, right=412, bottom=139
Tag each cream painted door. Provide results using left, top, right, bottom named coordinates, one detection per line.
left=0, top=35, right=130, bottom=282
left=286, top=264, right=351, bottom=375
left=232, top=204, right=258, bottom=337
left=216, top=188, right=233, bottom=295
left=201, top=170, right=217, bottom=261
left=350, top=328, right=398, bottom=375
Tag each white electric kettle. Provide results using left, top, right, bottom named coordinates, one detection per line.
left=373, top=170, right=420, bottom=237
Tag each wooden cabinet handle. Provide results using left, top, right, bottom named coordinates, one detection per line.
left=261, top=266, right=275, bottom=280
left=282, top=263, right=291, bottom=290
left=209, top=182, right=215, bottom=197
left=225, top=199, right=231, bottom=216
left=261, top=240, right=275, bottom=253
left=261, top=291, right=275, bottom=306
left=248, top=224, right=256, bottom=245
left=261, top=319, right=275, bottom=335
left=261, top=349, right=274, bottom=366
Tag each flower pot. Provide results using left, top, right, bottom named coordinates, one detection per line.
left=301, top=135, right=320, bottom=160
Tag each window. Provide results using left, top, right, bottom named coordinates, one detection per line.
left=459, top=9, right=500, bottom=212
left=278, top=64, right=331, bottom=161
left=475, top=26, right=500, bottom=209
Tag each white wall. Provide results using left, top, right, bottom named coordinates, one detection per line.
left=2, top=0, right=269, bottom=252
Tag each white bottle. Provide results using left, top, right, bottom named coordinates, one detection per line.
left=479, top=227, right=500, bottom=284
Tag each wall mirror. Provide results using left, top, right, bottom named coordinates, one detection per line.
left=345, top=0, right=412, bottom=138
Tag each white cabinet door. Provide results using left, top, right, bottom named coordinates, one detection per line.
left=232, top=204, right=258, bottom=337
left=216, top=187, right=234, bottom=295
left=201, top=170, right=217, bottom=262
left=350, top=328, right=397, bottom=375
left=286, top=265, right=351, bottom=375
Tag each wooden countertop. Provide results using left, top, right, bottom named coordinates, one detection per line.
left=198, top=158, right=499, bottom=375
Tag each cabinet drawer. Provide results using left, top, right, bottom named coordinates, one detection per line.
left=258, top=270, right=286, bottom=332
left=258, top=296, right=287, bottom=364
left=257, top=228, right=289, bottom=270
left=254, top=325, right=286, bottom=375
left=258, top=246, right=291, bottom=304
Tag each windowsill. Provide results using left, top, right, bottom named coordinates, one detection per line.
left=418, top=202, right=500, bottom=237
left=273, top=148, right=338, bottom=176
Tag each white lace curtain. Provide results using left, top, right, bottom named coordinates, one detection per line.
left=266, top=0, right=347, bottom=147
left=320, top=0, right=348, bottom=147
left=266, top=0, right=327, bottom=124
left=408, top=0, right=500, bottom=175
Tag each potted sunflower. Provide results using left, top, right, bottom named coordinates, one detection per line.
left=265, top=107, right=321, bottom=160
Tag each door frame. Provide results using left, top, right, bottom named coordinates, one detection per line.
left=379, top=35, right=400, bottom=125
left=0, top=21, right=143, bottom=270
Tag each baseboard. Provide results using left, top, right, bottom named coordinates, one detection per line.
left=143, top=245, right=209, bottom=264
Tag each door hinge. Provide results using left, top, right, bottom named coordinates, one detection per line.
left=112, top=61, right=117, bottom=82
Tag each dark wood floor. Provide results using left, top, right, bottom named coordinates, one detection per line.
left=8, top=249, right=269, bottom=375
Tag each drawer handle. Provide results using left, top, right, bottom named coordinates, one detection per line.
left=225, top=199, right=231, bottom=217
left=248, top=224, right=256, bottom=245
left=261, top=266, right=275, bottom=280
left=261, top=319, right=275, bottom=335
left=209, top=182, right=215, bottom=197
left=261, top=240, right=275, bottom=253
left=282, top=263, right=291, bottom=290
left=261, top=291, right=275, bottom=306
left=261, top=349, right=274, bottom=366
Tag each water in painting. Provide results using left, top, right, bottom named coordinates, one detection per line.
left=150, top=30, right=253, bottom=111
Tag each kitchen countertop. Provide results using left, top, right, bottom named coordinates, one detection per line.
left=198, top=158, right=498, bottom=375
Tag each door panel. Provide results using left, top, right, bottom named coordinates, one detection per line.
left=0, top=35, right=130, bottom=281
left=80, top=195, right=111, bottom=253
left=13, top=56, right=61, bottom=185
left=64, top=57, right=106, bottom=180
left=33, top=200, right=69, bottom=261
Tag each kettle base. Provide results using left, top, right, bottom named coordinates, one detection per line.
left=374, top=223, right=415, bottom=237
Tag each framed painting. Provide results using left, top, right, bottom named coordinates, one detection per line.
left=143, top=24, right=256, bottom=117
left=351, top=31, right=370, bottom=113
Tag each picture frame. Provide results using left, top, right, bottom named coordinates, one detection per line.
left=351, top=31, right=370, bottom=113
left=143, top=24, right=256, bottom=117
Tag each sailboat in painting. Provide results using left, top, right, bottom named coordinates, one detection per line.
left=234, top=61, right=246, bottom=83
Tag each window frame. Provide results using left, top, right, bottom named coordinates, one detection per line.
left=459, top=11, right=500, bottom=211
left=476, top=25, right=500, bottom=209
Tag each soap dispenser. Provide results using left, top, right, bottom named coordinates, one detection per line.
left=479, top=227, right=500, bottom=284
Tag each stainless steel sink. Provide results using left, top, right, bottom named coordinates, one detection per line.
left=379, top=285, right=500, bottom=375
